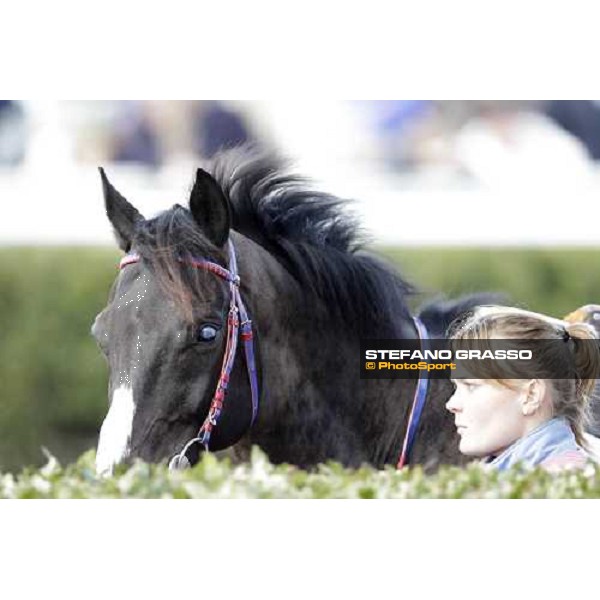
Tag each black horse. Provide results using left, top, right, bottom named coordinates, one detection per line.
left=92, top=148, right=495, bottom=475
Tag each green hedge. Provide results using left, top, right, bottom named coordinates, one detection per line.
left=2, top=246, right=600, bottom=473
left=0, top=248, right=119, bottom=471
left=382, top=246, right=600, bottom=318
left=2, top=447, right=600, bottom=499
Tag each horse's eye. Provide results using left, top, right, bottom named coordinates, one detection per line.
left=197, top=324, right=219, bottom=342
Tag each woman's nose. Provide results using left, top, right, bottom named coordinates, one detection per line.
left=445, top=390, right=461, bottom=414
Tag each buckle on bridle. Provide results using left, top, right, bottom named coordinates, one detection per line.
left=168, top=453, right=191, bottom=470
left=168, top=435, right=208, bottom=470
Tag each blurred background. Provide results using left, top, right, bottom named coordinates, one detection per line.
left=3, top=100, right=600, bottom=471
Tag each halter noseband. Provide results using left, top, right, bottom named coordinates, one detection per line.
left=118, top=240, right=260, bottom=470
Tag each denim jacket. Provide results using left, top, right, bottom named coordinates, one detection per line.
left=485, top=417, right=589, bottom=471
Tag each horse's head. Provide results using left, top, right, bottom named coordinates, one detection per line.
left=92, top=168, right=256, bottom=475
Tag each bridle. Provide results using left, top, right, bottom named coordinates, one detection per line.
left=119, top=239, right=260, bottom=470
left=118, top=240, right=429, bottom=471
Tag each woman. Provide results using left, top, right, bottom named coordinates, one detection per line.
left=445, top=306, right=600, bottom=471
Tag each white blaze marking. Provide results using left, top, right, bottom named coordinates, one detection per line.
left=96, top=385, right=135, bottom=476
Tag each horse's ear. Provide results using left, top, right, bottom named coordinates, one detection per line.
left=99, top=168, right=144, bottom=252
left=189, top=168, right=231, bottom=248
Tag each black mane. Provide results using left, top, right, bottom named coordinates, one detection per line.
left=137, top=147, right=415, bottom=336
left=213, top=147, right=415, bottom=336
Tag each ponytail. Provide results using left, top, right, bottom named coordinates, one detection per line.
left=560, top=321, right=600, bottom=448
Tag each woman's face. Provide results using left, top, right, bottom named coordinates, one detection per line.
left=445, top=379, right=527, bottom=457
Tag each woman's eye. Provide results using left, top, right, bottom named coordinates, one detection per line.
left=454, top=381, right=472, bottom=392
left=196, top=324, right=219, bottom=342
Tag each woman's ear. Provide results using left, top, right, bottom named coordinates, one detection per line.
left=521, top=379, right=544, bottom=416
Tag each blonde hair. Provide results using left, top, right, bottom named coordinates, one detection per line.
left=448, top=305, right=600, bottom=448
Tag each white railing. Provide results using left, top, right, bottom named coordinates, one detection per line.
left=2, top=161, right=600, bottom=246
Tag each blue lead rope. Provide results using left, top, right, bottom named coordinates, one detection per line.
left=397, top=316, right=430, bottom=469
